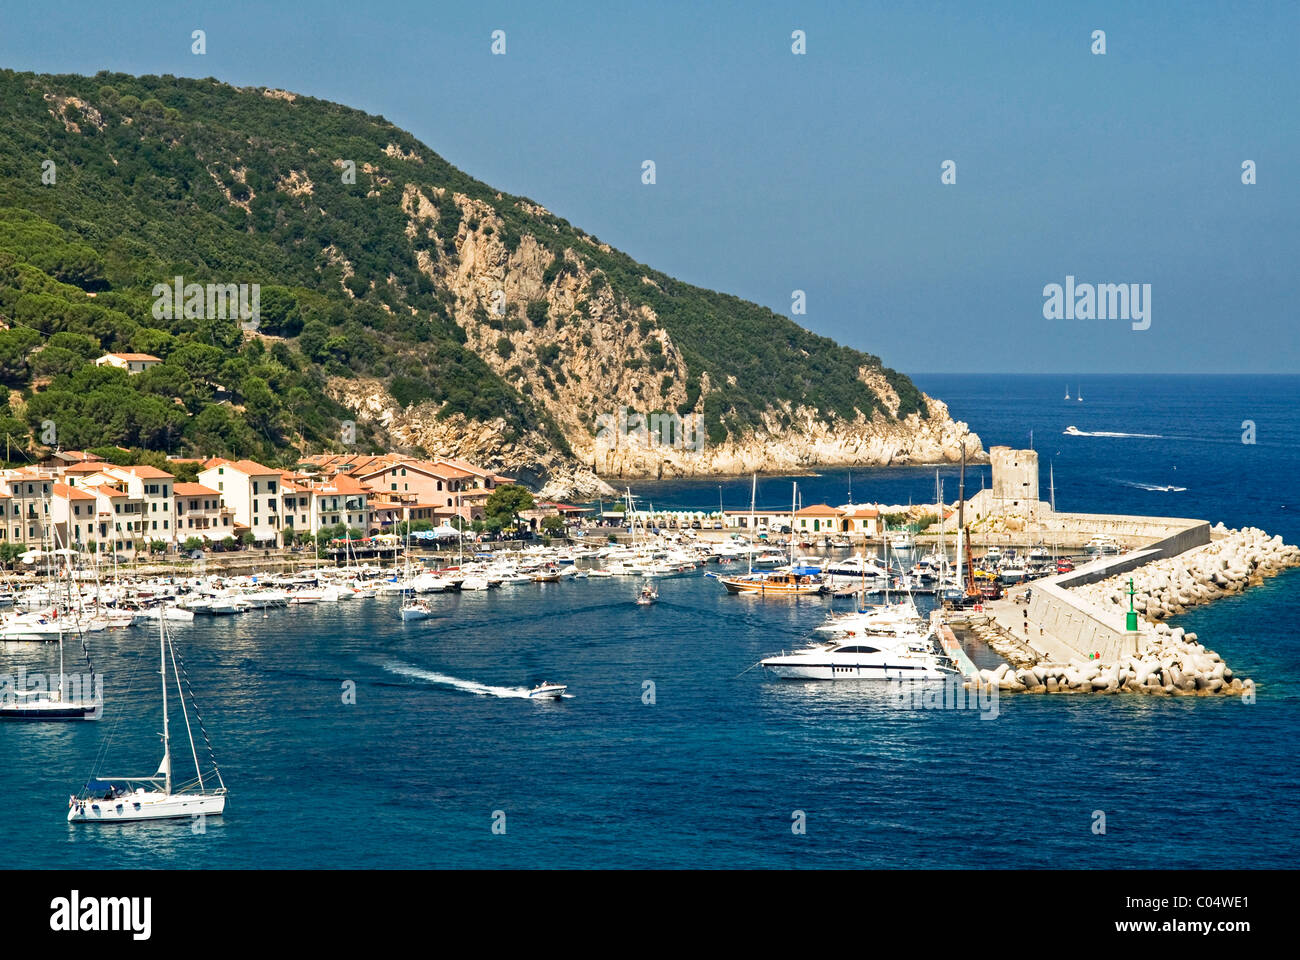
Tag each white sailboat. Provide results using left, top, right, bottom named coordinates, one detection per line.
left=2, top=516, right=100, bottom=720
left=398, top=507, right=433, bottom=621
left=1064, top=385, right=1071, bottom=400
left=0, top=618, right=100, bottom=721
left=68, top=609, right=226, bottom=822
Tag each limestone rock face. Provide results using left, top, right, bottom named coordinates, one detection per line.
left=327, top=191, right=983, bottom=496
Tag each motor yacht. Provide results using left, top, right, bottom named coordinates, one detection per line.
left=760, top=631, right=957, bottom=680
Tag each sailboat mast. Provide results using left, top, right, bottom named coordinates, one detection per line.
left=937, top=471, right=945, bottom=582
left=789, top=482, right=797, bottom=567
left=159, top=613, right=171, bottom=795
left=747, top=474, right=756, bottom=575
left=957, top=441, right=966, bottom=598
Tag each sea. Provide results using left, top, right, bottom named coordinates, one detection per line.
left=1, top=374, right=1296, bottom=869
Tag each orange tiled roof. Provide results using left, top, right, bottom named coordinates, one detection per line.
left=794, top=504, right=845, bottom=517
left=174, top=483, right=220, bottom=497
left=100, top=353, right=161, bottom=362
left=53, top=483, right=95, bottom=501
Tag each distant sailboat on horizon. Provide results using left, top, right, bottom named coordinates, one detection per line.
left=1065, top=385, right=1071, bottom=400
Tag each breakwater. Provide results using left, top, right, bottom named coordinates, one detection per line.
left=959, top=524, right=1299, bottom=696
left=966, top=624, right=1255, bottom=697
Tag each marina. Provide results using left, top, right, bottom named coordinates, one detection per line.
left=0, top=373, right=1296, bottom=870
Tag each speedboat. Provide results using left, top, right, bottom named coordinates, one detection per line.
left=636, top=585, right=658, bottom=605
left=528, top=682, right=567, bottom=699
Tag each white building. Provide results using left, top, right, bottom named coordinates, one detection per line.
left=102, top=465, right=177, bottom=544
left=198, top=458, right=282, bottom=545
left=174, top=483, right=236, bottom=541
left=94, top=352, right=162, bottom=374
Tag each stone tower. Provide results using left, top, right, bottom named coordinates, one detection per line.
left=989, top=446, right=1039, bottom=517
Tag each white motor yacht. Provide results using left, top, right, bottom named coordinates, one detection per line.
left=760, top=632, right=957, bottom=681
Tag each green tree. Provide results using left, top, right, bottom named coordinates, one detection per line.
left=484, top=483, right=533, bottom=529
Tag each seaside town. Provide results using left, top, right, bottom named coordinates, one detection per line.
left=7, top=445, right=522, bottom=558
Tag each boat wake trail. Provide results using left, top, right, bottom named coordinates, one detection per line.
left=1064, top=427, right=1164, bottom=439
left=383, top=661, right=534, bottom=699
left=1115, top=479, right=1188, bottom=492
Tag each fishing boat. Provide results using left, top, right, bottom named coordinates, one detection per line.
left=528, top=682, right=567, bottom=699
left=67, top=611, right=227, bottom=822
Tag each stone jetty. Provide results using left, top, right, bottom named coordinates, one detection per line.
left=961, top=524, right=1298, bottom=697
left=967, top=623, right=1255, bottom=697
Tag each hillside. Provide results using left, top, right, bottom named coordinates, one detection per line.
left=0, top=69, right=981, bottom=494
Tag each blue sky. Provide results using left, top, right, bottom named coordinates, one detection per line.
left=2, top=1, right=1295, bottom=374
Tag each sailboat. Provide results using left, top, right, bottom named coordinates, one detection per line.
left=2, top=519, right=99, bottom=720
left=67, top=609, right=226, bottom=822
left=1078, top=385, right=1083, bottom=402
left=1065, top=385, right=1071, bottom=400
left=398, top=506, right=433, bottom=621
left=0, top=617, right=99, bottom=720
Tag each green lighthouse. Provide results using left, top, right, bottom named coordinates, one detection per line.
left=1125, top=577, right=1139, bottom=633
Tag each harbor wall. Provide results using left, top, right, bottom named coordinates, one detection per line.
left=1025, top=520, right=1211, bottom=661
